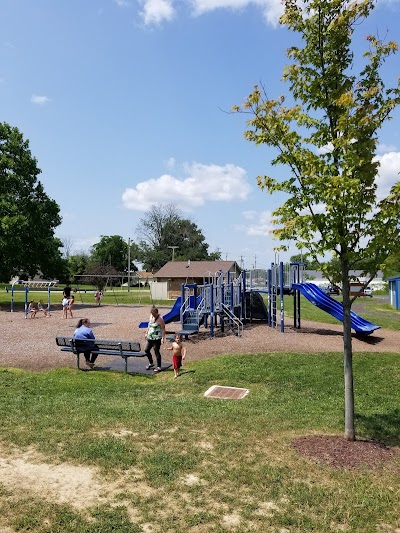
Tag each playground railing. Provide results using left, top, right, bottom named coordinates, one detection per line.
left=221, top=304, right=243, bottom=337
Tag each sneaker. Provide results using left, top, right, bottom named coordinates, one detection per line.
left=146, top=364, right=154, bottom=370
left=153, top=367, right=161, bottom=373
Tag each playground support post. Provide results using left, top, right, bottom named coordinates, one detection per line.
left=279, top=261, right=284, bottom=332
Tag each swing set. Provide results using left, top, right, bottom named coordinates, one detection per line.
left=10, top=279, right=59, bottom=317
left=72, top=274, right=152, bottom=306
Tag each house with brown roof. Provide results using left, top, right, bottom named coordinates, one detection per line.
left=151, top=260, right=241, bottom=300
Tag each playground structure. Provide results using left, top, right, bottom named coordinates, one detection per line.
left=142, top=261, right=380, bottom=337
left=10, top=279, right=59, bottom=317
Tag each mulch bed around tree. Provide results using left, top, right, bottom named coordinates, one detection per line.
left=293, top=435, right=399, bottom=469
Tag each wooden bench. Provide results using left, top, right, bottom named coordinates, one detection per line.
left=56, top=336, right=147, bottom=373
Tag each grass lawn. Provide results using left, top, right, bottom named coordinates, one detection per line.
left=0, top=352, right=399, bottom=532
left=0, top=284, right=171, bottom=310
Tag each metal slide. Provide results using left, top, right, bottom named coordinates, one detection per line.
left=138, top=297, right=182, bottom=328
left=292, top=283, right=380, bottom=335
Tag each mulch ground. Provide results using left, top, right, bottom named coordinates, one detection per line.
left=293, top=435, right=399, bottom=469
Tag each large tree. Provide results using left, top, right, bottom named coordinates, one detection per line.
left=235, top=0, right=400, bottom=440
left=0, top=122, right=62, bottom=281
left=137, top=204, right=217, bottom=271
left=91, top=235, right=134, bottom=273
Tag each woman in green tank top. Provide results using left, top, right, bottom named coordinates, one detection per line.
left=144, top=307, right=166, bottom=373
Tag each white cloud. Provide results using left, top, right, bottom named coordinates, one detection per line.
left=375, top=151, right=400, bottom=200
left=241, top=210, right=257, bottom=220
left=122, top=161, right=251, bottom=211
left=377, top=143, right=398, bottom=154
left=191, top=0, right=283, bottom=25
left=139, top=0, right=175, bottom=25
left=31, top=94, right=51, bottom=105
left=164, top=157, right=176, bottom=170
left=235, top=210, right=274, bottom=236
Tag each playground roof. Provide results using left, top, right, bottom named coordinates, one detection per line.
left=154, top=261, right=240, bottom=279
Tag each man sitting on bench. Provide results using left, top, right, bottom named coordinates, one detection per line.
left=74, top=318, right=98, bottom=369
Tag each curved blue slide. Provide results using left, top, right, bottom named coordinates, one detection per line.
left=138, top=297, right=182, bottom=328
left=292, top=283, right=380, bottom=335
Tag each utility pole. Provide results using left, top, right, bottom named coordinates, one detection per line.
left=168, top=246, right=179, bottom=261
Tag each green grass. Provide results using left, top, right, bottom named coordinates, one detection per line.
left=0, top=353, right=399, bottom=532
left=0, top=284, right=171, bottom=310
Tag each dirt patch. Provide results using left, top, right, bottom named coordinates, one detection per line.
left=0, top=446, right=104, bottom=509
left=293, top=435, right=399, bottom=469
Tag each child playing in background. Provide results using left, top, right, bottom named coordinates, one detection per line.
left=61, top=296, right=69, bottom=318
left=167, top=334, right=186, bottom=378
left=27, top=300, right=37, bottom=318
left=37, top=299, right=49, bottom=317
left=68, top=293, right=75, bottom=318
left=95, top=290, right=102, bottom=306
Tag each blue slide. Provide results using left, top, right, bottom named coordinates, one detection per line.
left=292, top=283, right=380, bottom=335
left=139, top=297, right=182, bottom=328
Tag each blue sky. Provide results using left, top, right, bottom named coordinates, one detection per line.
left=1, top=0, right=400, bottom=270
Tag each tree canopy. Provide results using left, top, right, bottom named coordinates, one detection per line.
left=136, top=204, right=219, bottom=271
left=235, top=0, right=400, bottom=440
left=90, top=235, right=139, bottom=273
left=0, top=122, right=62, bottom=282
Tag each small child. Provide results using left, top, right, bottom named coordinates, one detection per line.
left=61, top=296, right=69, bottom=318
left=95, top=290, right=102, bottom=306
left=68, top=294, right=74, bottom=318
left=27, top=300, right=37, bottom=318
left=37, top=299, right=49, bottom=317
left=167, top=334, right=186, bottom=378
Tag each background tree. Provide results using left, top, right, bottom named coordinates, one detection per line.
left=0, top=122, right=62, bottom=281
left=235, top=0, right=400, bottom=440
left=90, top=235, right=133, bottom=273
left=290, top=253, right=320, bottom=270
left=68, top=253, right=90, bottom=283
left=137, top=204, right=217, bottom=271
left=82, top=264, right=118, bottom=291
left=60, top=236, right=74, bottom=260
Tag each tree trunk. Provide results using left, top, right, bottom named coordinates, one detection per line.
left=341, top=270, right=355, bottom=441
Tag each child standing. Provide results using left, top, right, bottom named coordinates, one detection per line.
left=95, top=290, right=102, bottom=306
left=61, top=296, right=69, bottom=318
left=167, top=334, right=186, bottom=378
left=68, top=294, right=75, bottom=318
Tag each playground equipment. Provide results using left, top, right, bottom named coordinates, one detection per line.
left=136, top=261, right=380, bottom=337
left=10, top=279, right=59, bottom=317
left=138, top=297, right=183, bottom=328
left=292, top=283, right=380, bottom=334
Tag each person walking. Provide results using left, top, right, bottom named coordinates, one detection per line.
left=73, top=318, right=98, bottom=369
left=166, top=333, right=186, bottom=378
left=144, top=307, right=166, bottom=373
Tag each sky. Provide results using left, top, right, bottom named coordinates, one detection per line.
left=1, top=0, right=400, bottom=271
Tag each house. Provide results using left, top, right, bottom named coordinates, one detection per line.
left=386, top=274, right=400, bottom=310
left=151, top=260, right=242, bottom=300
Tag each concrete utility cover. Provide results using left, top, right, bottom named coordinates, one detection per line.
left=204, top=385, right=249, bottom=400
